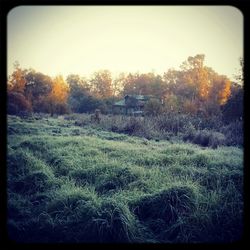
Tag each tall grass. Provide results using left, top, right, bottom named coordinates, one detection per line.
left=64, top=112, right=243, bottom=147
left=7, top=115, right=243, bottom=242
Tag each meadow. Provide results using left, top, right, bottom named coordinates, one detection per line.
left=7, top=114, right=243, bottom=243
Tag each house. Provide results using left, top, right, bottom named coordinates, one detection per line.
left=113, top=95, right=149, bottom=115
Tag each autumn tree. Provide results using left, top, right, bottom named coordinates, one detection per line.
left=8, top=61, right=27, bottom=94
left=162, top=54, right=232, bottom=116
left=46, top=75, right=69, bottom=115
left=214, top=76, right=231, bottom=105
left=7, top=62, right=32, bottom=114
left=179, top=54, right=210, bottom=102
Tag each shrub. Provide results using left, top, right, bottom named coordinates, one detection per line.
left=144, top=99, right=163, bottom=116
left=122, top=117, right=144, bottom=135
left=208, top=132, right=226, bottom=148
left=220, top=120, right=243, bottom=147
left=8, top=92, right=32, bottom=115
left=184, top=129, right=226, bottom=148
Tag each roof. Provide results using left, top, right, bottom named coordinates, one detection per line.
left=125, top=95, right=146, bottom=100
left=114, top=95, right=147, bottom=107
left=113, top=99, right=126, bottom=106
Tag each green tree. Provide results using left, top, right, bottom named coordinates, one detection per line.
left=24, top=69, right=53, bottom=112
left=67, top=74, right=91, bottom=112
left=90, top=70, right=113, bottom=99
left=122, top=72, right=166, bottom=99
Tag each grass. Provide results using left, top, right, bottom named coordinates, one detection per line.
left=7, top=114, right=243, bottom=243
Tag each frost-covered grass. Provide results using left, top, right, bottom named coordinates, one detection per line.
left=7, top=115, right=243, bottom=243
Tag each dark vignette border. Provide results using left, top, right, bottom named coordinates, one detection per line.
left=0, top=0, right=248, bottom=249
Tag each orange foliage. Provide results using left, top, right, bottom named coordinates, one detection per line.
left=198, top=68, right=210, bottom=100
left=49, top=75, right=69, bottom=104
left=8, top=67, right=27, bottom=93
left=218, top=78, right=231, bottom=105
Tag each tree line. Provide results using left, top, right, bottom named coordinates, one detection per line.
left=7, top=54, right=243, bottom=123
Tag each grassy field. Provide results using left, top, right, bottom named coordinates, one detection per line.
left=7, top=114, right=243, bottom=243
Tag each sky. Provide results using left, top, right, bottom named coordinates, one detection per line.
left=7, top=6, right=243, bottom=80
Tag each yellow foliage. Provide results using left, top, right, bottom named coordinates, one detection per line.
left=49, top=75, right=69, bottom=104
left=8, top=68, right=26, bottom=93
left=218, top=78, right=231, bottom=105
left=198, top=68, right=210, bottom=100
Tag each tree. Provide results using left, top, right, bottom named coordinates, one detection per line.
left=222, top=83, right=243, bottom=122
left=233, top=57, right=244, bottom=86
left=8, top=62, right=27, bottom=94
left=162, top=54, right=232, bottom=116
left=77, top=95, right=102, bottom=113
left=182, top=99, right=199, bottom=115
left=67, top=74, right=91, bottom=113
left=90, top=70, right=113, bottom=99
left=112, top=73, right=126, bottom=97
left=221, top=57, right=243, bottom=122
left=7, top=62, right=32, bottom=115
left=209, top=75, right=231, bottom=105
left=179, top=54, right=210, bottom=101
left=24, top=69, right=53, bottom=112
left=162, top=94, right=179, bottom=113
left=121, top=72, right=167, bottom=101
left=7, top=91, right=32, bottom=115
left=46, top=75, right=69, bottom=115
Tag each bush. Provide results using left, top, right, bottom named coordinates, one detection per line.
left=220, top=120, right=243, bottom=147
left=144, top=99, right=163, bottom=116
left=222, top=88, right=243, bottom=123
left=122, top=117, right=144, bottom=135
left=8, top=92, right=32, bottom=115
left=184, top=129, right=226, bottom=148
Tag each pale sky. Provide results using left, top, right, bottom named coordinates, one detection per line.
left=7, top=6, right=243, bottom=80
